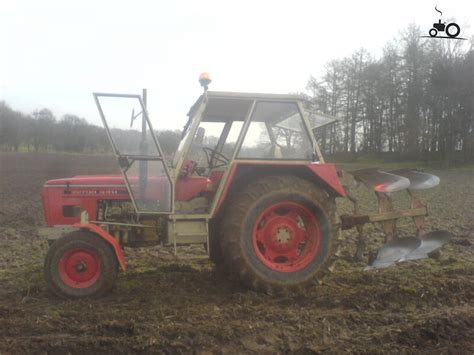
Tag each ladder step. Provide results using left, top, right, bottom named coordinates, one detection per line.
left=176, top=232, right=207, bottom=237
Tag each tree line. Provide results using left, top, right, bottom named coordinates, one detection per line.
left=306, top=24, right=474, bottom=165
left=1, top=24, right=473, bottom=165
left=0, top=102, right=181, bottom=156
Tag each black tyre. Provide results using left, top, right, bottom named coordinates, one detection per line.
left=429, top=28, right=437, bottom=37
left=446, top=23, right=460, bottom=38
left=220, top=175, right=340, bottom=292
left=208, top=219, right=224, bottom=266
left=44, top=231, right=118, bottom=298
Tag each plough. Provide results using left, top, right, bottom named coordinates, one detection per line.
left=340, top=168, right=451, bottom=268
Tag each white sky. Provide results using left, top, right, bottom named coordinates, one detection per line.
left=1, top=0, right=473, bottom=131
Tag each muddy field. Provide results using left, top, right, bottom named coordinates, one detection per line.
left=0, top=152, right=473, bottom=353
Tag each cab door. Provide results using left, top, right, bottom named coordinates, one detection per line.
left=93, top=93, right=173, bottom=214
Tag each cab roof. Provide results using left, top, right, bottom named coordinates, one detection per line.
left=186, top=91, right=338, bottom=128
left=206, top=91, right=306, bottom=101
left=187, top=91, right=307, bottom=122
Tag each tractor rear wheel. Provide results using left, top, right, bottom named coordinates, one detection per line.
left=220, top=175, right=339, bottom=292
left=44, top=231, right=118, bottom=298
left=446, top=23, right=460, bottom=38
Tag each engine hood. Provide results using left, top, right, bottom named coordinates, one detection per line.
left=44, top=174, right=211, bottom=202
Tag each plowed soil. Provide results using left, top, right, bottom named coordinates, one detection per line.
left=1, top=152, right=473, bottom=353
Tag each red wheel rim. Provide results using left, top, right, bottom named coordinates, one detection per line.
left=252, top=202, right=321, bottom=272
left=58, top=248, right=101, bottom=288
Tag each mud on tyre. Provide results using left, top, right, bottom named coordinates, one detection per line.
left=220, top=175, right=340, bottom=292
left=44, top=230, right=118, bottom=298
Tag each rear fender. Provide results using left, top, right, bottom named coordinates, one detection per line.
left=213, top=162, right=346, bottom=217
left=73, top=223, right=127, bottom=271
left=306, top=163, right=346, bottom=197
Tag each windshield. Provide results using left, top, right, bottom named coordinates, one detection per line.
left=172, top=94, right=207, bottom=167
left=173, top=96, right=253, bottom=169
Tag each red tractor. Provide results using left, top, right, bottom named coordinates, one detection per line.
left=40, top=76, right=450, bottom=298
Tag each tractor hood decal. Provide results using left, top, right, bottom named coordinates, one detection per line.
left=44, top=175, right=128, bottom=187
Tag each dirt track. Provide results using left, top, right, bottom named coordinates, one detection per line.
left=1, top=152, right=473, bottom=353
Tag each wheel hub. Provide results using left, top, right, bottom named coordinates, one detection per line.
left=263, top=217, right=299, bottom=253
left=275, top=226, right=292, bottom=244
left=75, top=261, right=87, bottom=273
left=58, top=248, right=101, bottom=289
left=267, top=220, right=299, bottom=253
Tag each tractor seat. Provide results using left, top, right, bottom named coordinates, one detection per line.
left=175, top=175, right=211, bottom=201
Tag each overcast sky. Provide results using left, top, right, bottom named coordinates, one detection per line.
left=1, top=0, right=473, bottom=130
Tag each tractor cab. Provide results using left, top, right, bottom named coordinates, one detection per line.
left=176, top=92, right=315, bottom=171
left=92, top=89, right=326, bottom=217
left=173, top=92, right=319, bottom=205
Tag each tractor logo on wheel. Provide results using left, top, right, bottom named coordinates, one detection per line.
left=422, top=6, right=466, bottom=40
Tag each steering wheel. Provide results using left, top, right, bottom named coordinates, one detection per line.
left=202, top=147, right=230, bottom=168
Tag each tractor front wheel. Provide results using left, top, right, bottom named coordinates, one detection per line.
left=220, top=175, right=339, bottom=292
left=44, top=231, right=118, bottom=298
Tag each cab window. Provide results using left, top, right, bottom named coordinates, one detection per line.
left=238, top=102, right=313, bottom=159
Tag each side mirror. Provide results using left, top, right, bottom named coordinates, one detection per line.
left=130, top=108, right=142, bottom=128
left=195, top=127, right=205, bottom=146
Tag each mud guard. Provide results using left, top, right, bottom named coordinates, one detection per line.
left=306, top=163, right=346, bottom=197
left=213, top=162, right=346, bottom=218
left=73, top=223, right=127, bottom=271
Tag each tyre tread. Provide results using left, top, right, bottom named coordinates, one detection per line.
left=219, top=175, right=340, bottom=293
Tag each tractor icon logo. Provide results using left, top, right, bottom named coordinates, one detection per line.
left=422, top=6, right=466, bottom=40
left=430, top=6, right=460, bottom=38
